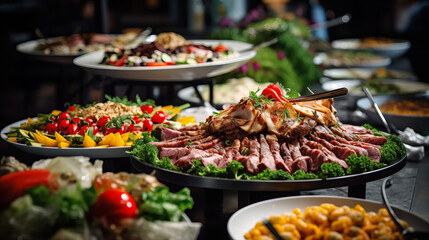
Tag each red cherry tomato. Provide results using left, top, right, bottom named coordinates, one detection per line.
left=67, top=123, right=79, bottom=135
left=97, top=116, right=111, bottom=128
left=91, top=125, right=99, bottom=135
left=116, top=124, right=126, bottom=134
left=151, top=111, right=165, bottom=123
left=129, top=128, right=141, bottom=134
left=127, top=124, right=135, bottom=132
left=214, top=44, right=228, bottom=52
left=71, top=118, right=80, bottom=124
left=45, top=122, right=58, bottom=135
left=140, top=105, right=154, bottom=114
left=67, top=105, right=76, bottom=112
left=91, top=189, right=138, bottom=225
left=58, top=112, right=71, bottom=121
left=142, top=119, right=154, bottom=132
left=83, top=118, right=94, bottom=125
left=80, top=125, right=90, bottom=136
left=104, top=127, right=117, bottom=135
left=49, top=115, right=57, bottom=122
left=59, top=119, right=70, bottom=132
left=132, top=116, right=141, bottom=124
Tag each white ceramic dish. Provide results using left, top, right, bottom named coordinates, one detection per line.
left=322, top=79, right=429, bottom=96
left=16, top=38, right=82, bottom=65
left=331, top=38, right=411, bottom=58
left=228, top=195, right=429, bottom=240
left=1, top=119, right=130, bottom=158
left=73, top=40, right=256, bottom=81
left=323, top=68, right=414, bottom=80
left=314, top=52, right=391, bottom=68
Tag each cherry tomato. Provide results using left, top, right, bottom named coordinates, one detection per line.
left=49, top=115, right=57, bottom=122
left=114, top=55, right=129, bottom=66
left=151, top=111, right=165, bottom=123
left=83, top=118, right=94, bottom=125
left=58, top=112, right=71, bottom=121
left=97, top=116, right=111, bottom=128
left=142, top=119, right=154, bottom=132
left=129, top=128, right=141, bottom=134
left=104, top=127, right=117, bottom=135
left=59, top=119, right=70, bottom=132
left=71, top=118, right=80, bottom=124
left=140, top=105, right=154, bottom=114
left=91, top=189, right=138, bottom=225
left=132, top=116, right=141, bottom=124
left=91, top=125, right=99, bottom=135
left=116, top=124, right=126, bottom=134
left=67, top=123, right=79, bottom=135
left=80, top=125, right=90, bottom=136
left=127, top=123, right=135, bottom=132
left=45, top=122, right=58, bottom=135
left=67, top=105, right=76, bottom=112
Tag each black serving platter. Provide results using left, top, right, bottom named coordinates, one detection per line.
left=130, top=153, right=406, bottom=192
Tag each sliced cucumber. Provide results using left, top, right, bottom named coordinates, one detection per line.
left=18, top=129, right=30, bottom=139
left=161, top=53, right=172, bottom=63
left=186, top=58, right=197, bottom=64
left=27, top=141, right=43, bottom=147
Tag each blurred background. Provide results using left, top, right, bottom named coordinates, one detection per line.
left=1, top=0, right=429, bottom=146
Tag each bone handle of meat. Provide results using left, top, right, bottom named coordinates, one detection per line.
left=288, top=87, right=348, bottom=103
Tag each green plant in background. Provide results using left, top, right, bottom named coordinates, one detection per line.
left=211, top=16, right=322, bottom=93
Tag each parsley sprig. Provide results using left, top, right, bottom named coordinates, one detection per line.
left=249, top=89, right=274, bottom=107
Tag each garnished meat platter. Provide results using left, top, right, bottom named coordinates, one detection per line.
left=128, top=84, right=407, bottom=191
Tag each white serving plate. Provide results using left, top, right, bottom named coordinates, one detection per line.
left=228, top=195, right=429, bottom=240
left=321, top=79, right=429, bottom=97
left=73, top=40, right=256, bottom=81
left=16, top=38, right=84, bottom=65
left=331, top=38, right=410, bottom=58
left=323, top=68, right=414, bottom=80
left=1, top=119, right=130, bottom=158
left=314, top=52, right=391, bottom=68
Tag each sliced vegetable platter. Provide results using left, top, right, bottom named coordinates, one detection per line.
left=73, top=40, right=256, bottom=81
left=1, top=95, right=195, bottom=158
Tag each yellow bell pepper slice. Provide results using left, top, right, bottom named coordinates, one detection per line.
left=33, top=132, right=45, bottom=145
left=8, top=137, right=17, bottom=142
left=40, top=134, right=58, bottom=147
left=51, top=110, right=62, bottom=116
left=27, top=117, right=35, bottom=124
left=110, top=133, right=125, bottom=147
left=121, top=132, right=130, bottom=142
left=55, top=132, right=70, bottom=144
left=177, top=116, right=196, bottom=125
left=159, top=105, right=173, bottom=111
left=125, top=142, right=133, bottom=146
left=58, top=142, right=71, bottom=148
left=132, top=132, right=142, bottom=141
left=83, top=134, right=97, bottom=148
left=98, top=133, right=114, bottom=145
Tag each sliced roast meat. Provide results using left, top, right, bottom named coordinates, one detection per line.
left=330, top=125, right=357, bottom=141
left=280, top=142, right=294, bottom=171
left=190, top=138, right=220, bottom=150
left=175, top=148, right=222, bottom=168
left=318, top=138, right=355, bottom=160
left=306, top=140, right=348, bottom=168
left=269, top=138, right=291, bottom=173
left=218, top=139, right=240, bottom=169
left=159, top=147, right=190, bottom=163
left=341, top=124, right=374, bottom=135
left=330, top=139, right=368, bottom=157
left=292, top=156, right=310, bottom=173
left=150, top=139, right=188, bottom=148
left=244, top=136, right=261, bottom=174
left=358, top=135, right=388, bottom=146
left=159, top=127, right=183, bottom=141
left=258, top=134, right=277, bottom=171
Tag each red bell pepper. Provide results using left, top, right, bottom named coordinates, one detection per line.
left=0, top=169, right=59, bottom=209
left=261, top=88, right=287, bottom=103
left=114, top=55, right=129, bottom=66
left=146, top=62, right=174, bottom=67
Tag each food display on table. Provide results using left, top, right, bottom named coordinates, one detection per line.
left=378, top=99, right=429, bottom=116
left=0, top=156, right=201, bottom=240
left=314, top=51, right=391, bottom=68
left=330, top=38, right=410, bottom=59
left=33, top=29, right=145, bottom=55
left=129, top=84, right=405, bottom=180
left=100, top=32, right=238, bottom=67
left=244, top=203, right=409, bottom=240
left=3, top=95, right=194, bottom=149
left=323, top=68, right=414, bottom=80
